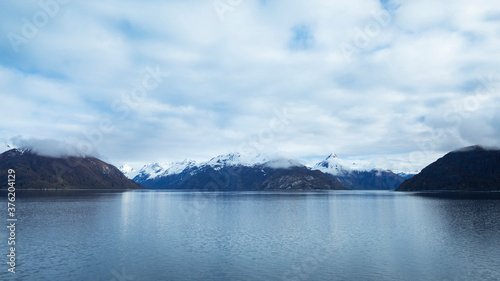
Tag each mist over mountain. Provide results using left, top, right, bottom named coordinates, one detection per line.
left=128, top=152, right=345, bottom=191
left=125, top=151, right=418, bottom=191
left=8, top=142, right=499, bottom=192
left=0, top=148, right=142, bottom=190
left=313, top=153, right=413, bottom=190
left=10, top=137, right=99, bottom=158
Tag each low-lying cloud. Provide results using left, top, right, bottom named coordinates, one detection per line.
left=10, top=136, right=99, bottom=158
left=0, top=0, right=499, bottom=170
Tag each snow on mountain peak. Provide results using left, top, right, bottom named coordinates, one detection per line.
left=315, top=153, right=412, bottom=176
left=204, top=152, right=302, bottom=169
left=165, top=159, right=197, bottom=175
left=119, top=164, right=134, bottom=172
left=135, top=159, right=197, bottom=180
left=118, top=164, right=139, bottom=179
left=130, top=152, right=305, bottom=181
left=314, top=153, right=348, bottom=175
left=326, top=153, right=339, bottom=160
left=206, top=152, right=260, bottom=168
left=264, top=158, right=302, bottom=169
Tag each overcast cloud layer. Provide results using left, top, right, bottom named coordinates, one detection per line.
left=1, top=0, right=499, bottom=171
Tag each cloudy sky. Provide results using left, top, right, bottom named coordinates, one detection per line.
left=1, top=0, right=499, bottom=171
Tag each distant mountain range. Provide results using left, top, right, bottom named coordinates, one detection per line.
left=0, top=144, right=417, bottom=191
left=123, top=152, right=416, bottom=190
left=313, top=153, right=415, bottom=190
left=10, top=143, right=498, bottom=192
left=397, top=145, right=500, bottom=191
left=0, top=149, right=142, bottom=190
left=126, top=153, right=345, bottom=191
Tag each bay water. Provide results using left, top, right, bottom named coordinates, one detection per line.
left=1, top=190, right=499, bottom=280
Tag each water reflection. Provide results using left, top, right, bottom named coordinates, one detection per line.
left=410, top=191, right=500, bottom=200
left=1, top=190, right=499, bottom=281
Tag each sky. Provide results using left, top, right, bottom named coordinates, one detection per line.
left=0, top=0, right=499, bottom=171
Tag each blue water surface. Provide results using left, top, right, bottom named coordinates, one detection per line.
left=1, top=190, right=499, bottom=281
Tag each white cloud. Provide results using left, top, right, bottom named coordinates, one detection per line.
left=0, top=0, right=499, bottom=171
left=10, top=136, right=97, bottom=158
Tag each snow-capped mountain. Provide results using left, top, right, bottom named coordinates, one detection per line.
left=133, top=152, right=303, bottom=181
left=118, top=164, right=139, bottom=179
left=394, top=171, right=419, bottom=179
left=128, top=152, right=345, bottom=191
left=313, top=153, right=389, bottom=175
left=134, top=159, right=197, bottom=182
left=202, top=152, right=302, bottom=170
left=123, top=151, right=416, bottom=191
left=314, top=153, right=410, bottom=190
left=314, top=153, right=348, bottom=175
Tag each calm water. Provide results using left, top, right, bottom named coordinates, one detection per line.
left=1, top=190, right=500, bottom=281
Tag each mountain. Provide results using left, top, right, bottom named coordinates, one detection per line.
left=133, top=153, right=346, bottom=190
left=119, top=164, right=139, bottom=179
left=395, top=172, right=419, bottom=179
left=314, top=153, right=407, bottom=190
left=0, top=149, right=143, bottom=190
left=134, top=159, right=197, bottom=183
left=397, top=145, right=500, bottom=191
